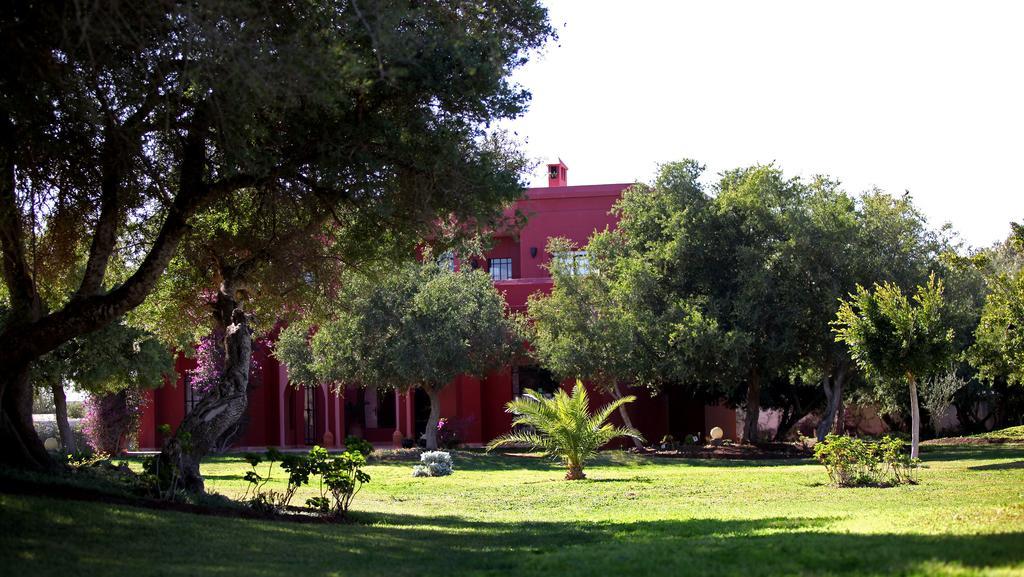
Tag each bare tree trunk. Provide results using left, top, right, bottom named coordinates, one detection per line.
left=816, top=368, right=847, bottom=441
left=0, top=365, right=51, bottom=468
left=610, top=383, right=644, bottom=449
left=423, top=386, right=441, bottom=450
left=51, top=381, right=76, bottom=454
left=742, top=368, right=762, bottom=444
left=158, top=287, right=252, bottom=494
left=908, top=374, right=920, bottom=460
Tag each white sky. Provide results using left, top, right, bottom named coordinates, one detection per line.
left=504, top=0, right=1024, bottom=249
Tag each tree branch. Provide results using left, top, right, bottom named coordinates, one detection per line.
left=0, top=112, right=42, bottom=320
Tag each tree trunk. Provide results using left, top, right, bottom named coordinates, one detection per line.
left=816, top=368, right=847, bottom=441
left=0, top=365, right=51, bottom=469
left=565, top=463, right=586, bottom=480
left=742, top=368, right=762, bottom=444
left=610, top=383, right=644, bottom=449
left=158, top=290, right=252, bottom=494
left=908, top=374, right=920, bottom=460
left=423, top=386, right=442, bottom=450
left=51, top=381, right=76, bottom=454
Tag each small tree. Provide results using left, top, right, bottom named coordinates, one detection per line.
left=487, top=381, right=643, bottom=480
left=277, top=262, right=523, bottom=450
left=833, top=275, right=954, bottom=458
left=30, top=320, right=172, bottom=454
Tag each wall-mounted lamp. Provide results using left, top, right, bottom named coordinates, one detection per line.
left=530, top=247, right=538, bottom=258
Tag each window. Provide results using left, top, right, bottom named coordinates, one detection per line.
left=376, top=387, right=396, bottom=429
left=437, top=250, right=455, bottom=272
left=184, top=374, right=202, bottom=415
left=304, top=387, right=317, bottom=445
left=489, top=257, right=513, bottom=280
left=554, top=250, right=590, bottom=275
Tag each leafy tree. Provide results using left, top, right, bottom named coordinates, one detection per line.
left=486, top=381, right=643, bottom=480
left=708, top=165, right=847, bottom=442
left=833, top=275, right=955, bottom=458
left=969, top=266, right=1024, bottom=386
left=791, top=186, right=951, bottom=440
left=0, top=1, right=552, bottom=474
left=277, top=262, right=524, bottom=450
left=30, top=320, right=173, bottom=454
left=528, top=232, right=725, bottom=447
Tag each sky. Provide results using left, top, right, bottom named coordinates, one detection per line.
left=503, top=0, right=1024, bottom=249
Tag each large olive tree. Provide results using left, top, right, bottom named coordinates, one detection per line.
left=0, top=1, right=552, bottom=475
left=277, top=262, right=524, bottom=449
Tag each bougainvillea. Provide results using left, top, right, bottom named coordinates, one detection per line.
left=187, top=330, right=264, bottom=399
left=82, top=388, right=146, bottom=455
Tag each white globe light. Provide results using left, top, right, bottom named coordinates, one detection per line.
left=710, top=426, right=724, bottom=441
left=43, top=437, right=59, bottom=451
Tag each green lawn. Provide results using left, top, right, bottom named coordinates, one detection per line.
left=3, top=445, right=1024, bottom=576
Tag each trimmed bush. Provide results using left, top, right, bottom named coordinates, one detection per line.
left=412, top=451, right=453, bottom=477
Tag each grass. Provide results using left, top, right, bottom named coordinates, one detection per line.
left=976, top=425, right=1024, bottom=441
left=2, top=445, right=1024, bottom=576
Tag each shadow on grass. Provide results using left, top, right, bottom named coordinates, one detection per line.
left=4, top=496, right=1023, bottom=577
left=968, top=460, right=1024, bottom=471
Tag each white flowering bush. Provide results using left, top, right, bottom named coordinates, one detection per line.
left=412, top=451, right=453, bottom=477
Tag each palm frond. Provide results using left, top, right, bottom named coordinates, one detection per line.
left=486, top=379, right=642, bottom=478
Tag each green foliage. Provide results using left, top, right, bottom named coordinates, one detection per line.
left=486, top=381, right=643, bottom=480
left=305, top=446, right=371, bottom=519
left=276, top=261, right=524, bottom=449
left=344, top=436, right=374, bottom=458
left=813, top=434, right=918, bottom=487
left=833, top=275, right=955, bottom=385
left=30, top=320, right=173, bottom=396
left=969, top=270, right=1024, bottom=386
left=237, top=446, right=369, bottom=518
left=66, top=401, right=85, bottom=419
left=279, top=262, right=522, bottom=392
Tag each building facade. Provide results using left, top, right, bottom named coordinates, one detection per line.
left=137, top=161, right=737, bottom=450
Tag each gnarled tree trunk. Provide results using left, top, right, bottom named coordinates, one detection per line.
left=741, top=368, right=762, bottom=444
left=422, top=386, right=442, bottom=450
left=158, top=287, right=252, bottom=494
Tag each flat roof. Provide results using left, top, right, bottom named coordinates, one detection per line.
left=521, top=182, right=635, bottom=201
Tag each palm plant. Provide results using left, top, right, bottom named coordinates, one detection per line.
left=486, top=381, right=644, bottom=480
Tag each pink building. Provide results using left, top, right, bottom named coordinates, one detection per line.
left=138, top=161, right=737, bottom=450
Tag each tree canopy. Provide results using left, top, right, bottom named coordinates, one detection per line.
left=833, top=275, right=955, bottom=457
left=277, top=261, right=525, bottom=449
left=1, top=0, right=554, bottom=470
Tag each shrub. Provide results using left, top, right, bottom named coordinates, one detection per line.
left=344, top=435, right=374, bottom=457
left=240, top=448, right=299, bottom=514
left=82, top=389, right=145, bottom=455
left=238, top=446, right=369, bottom=518
left=436, top=418, right=460, bottom=449
left=412, top=451, right=453, bottom=477
left=66, top=400, right=85, bottom=419
left=306, top=446, right=370, bottom=518
left=814, top=434, right=919, bottom=486
left=487, top=381, right=643, bottom=480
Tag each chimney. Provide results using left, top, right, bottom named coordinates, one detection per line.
left=546, top=158, right=568, bottom=187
